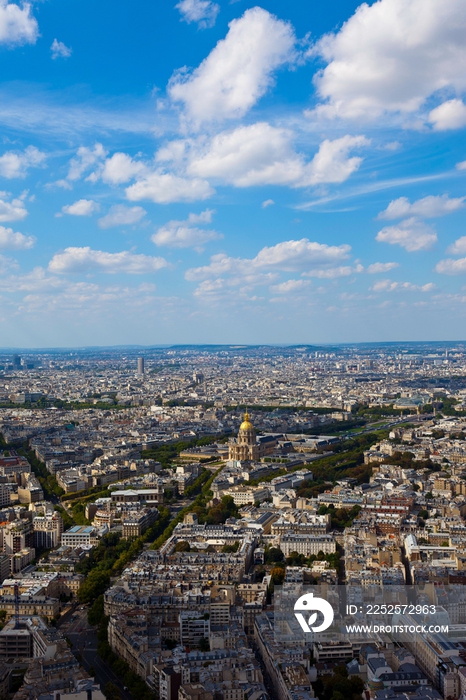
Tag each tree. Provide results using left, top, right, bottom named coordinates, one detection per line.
left=88, top=595, right=104, bottom=626
left=286, top=551, right=306, bottom=567
left=199, top=637, right=210, bottom=652
left=265, top=546, right=284, bottom=565
left=78, top=570, right=111, bottom=604
left=105, top=682, right=121, bottom=700
left=174, top=540, right=191, bottom=553
left=205, top=495, right=238, bottom=524
left=270, top=567, right=285, bottom=585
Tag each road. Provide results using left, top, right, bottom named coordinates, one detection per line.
left=58, top=606, right=134, bottom=700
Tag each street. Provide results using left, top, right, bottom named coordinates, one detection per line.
left=58, top=606, right=134, bottom=700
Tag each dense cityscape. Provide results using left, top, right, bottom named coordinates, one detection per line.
left=2, top=0, right=466, bottom=697
left=0, top=344, right=465, bottom=700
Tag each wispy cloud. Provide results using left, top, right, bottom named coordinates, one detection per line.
left=295, top=171, right=458, bottom=210
left=0, top=86, right=169, bottom=137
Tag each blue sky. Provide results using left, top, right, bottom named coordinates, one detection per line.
left=1, top=0, right=466, bottom=346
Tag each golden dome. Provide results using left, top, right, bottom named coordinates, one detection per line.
left=239, top=411, right=254, bottom=431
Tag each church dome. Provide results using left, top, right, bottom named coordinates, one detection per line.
left=239, top=411, right=254, bottom=431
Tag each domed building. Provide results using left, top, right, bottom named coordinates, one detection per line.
left=228, top=411, right=263, bottom=462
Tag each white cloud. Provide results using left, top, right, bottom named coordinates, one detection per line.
left=51, top=38, right=72, bottom=59
left=428, top=99, right=466, bottom=131
left=382, top=141, right=402, bottom=151
left=457, top=161, right=466, bottom=171
left=151, top=209, right=222, bottom=250
left=61, top=199, right=99, bottom=217
left=126, top=171, right=213, bottom=203
left=303, top=264, right=363, bottom=279
left=310, top=0, right=466, bottom=120
left=270, top=279, right=311, bottom=294
left=447, top=236, right=466, bottom=256
left=186, top=238, right=351, bottom=282
left=0, top=266, right=63, bottom=292
left=192, top=278, right=227, bottom=298
left=0, top=193, right=27, bottom=221
left=250, top=239, right=351, bottom=271
left=186, top=123, right=368, bottom=188
left=175, top=0, right=219, bottom=29
left=91, top=152, right=148, bottom=185
left=0, top=224, right=34, bottom=250
left=168, top=7, right=296, bottom=126
left=98, top=205, right=147, bottom=229
left=376, top=218, right=437, bottom=252
left=48, top=247, right=168, bottom=275
left=0, top=145, right=45, bottom=178
left=371, top=279, right=435, bottom=292
left=187, top=122, right=303, bottom=186
left=302, top=135, right=369, bottom=186
left=0, top=0, right=38, bottom=46
left=262, top=199, right=274, bottom=208
left=378, top=194, right=465, bottom=220
left=366, top=262, right=400, bottom=274
left=435, top=258, right=466, bottom=275
left=65, top=143, right=107, bottom=183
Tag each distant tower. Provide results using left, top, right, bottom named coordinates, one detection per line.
left=137, top=357, right=145, bottom=375
left=12, top=354, right=21, bottom=370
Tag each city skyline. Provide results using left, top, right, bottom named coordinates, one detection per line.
left=1, top=0, right=466, bottom=346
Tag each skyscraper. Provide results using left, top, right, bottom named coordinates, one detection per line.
left=137, top=357, right=145, bottom=375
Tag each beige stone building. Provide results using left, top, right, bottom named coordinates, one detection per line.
left=228, top=412, right=263, bottom=462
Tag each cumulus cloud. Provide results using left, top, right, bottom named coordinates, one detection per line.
left=151, top=209, right=222, bottom=250
left=371, top=279, right=436, bottom=292
left=310, top=0, right=466, bottom=121
left=378, top=194, right=465, bottom=220
left=48, top=247, right=168, bottom=275
left=98, top=205, right=146, bottom=229
left=176, top=0, right=219, bottom=28
left=168, top=7, right=296, bottom=126
left=186, top=238, right=351, bottom=282
left=0, top=266, right=63, bottom=293
left=51, top=38, right=72, bottom=59
left=435, top=258, right=466, bottom=275
left=91, top=152, right=148, bottom=185
left=184, top=123, right=368, bottom=188
left=187, top=123, right=302, bottom=186
left=0, top=0, right=38, bottom=46
left=126, top=171, right=213, bottom=204
left=376, top=218, right=437, bottom=252
left=269, top=279, right=311, bottom=294
left=303, top=264, right=363, bottom=278
left=0, top=146, right=45, bottom=178
left=0, top=193, right=27, bottom=221
left=303, top=135, right=369, bottom=185
left=0, top=224, right=34, bottom=250
left=428, top=99, right=466, bottom=130
left=61, top=199, right=99, bottom=216
left=366, top=262, right=399, bottom=274
left=62, top=143, right=107, bottom=185
left=447, top=236, right=466, bottom=256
